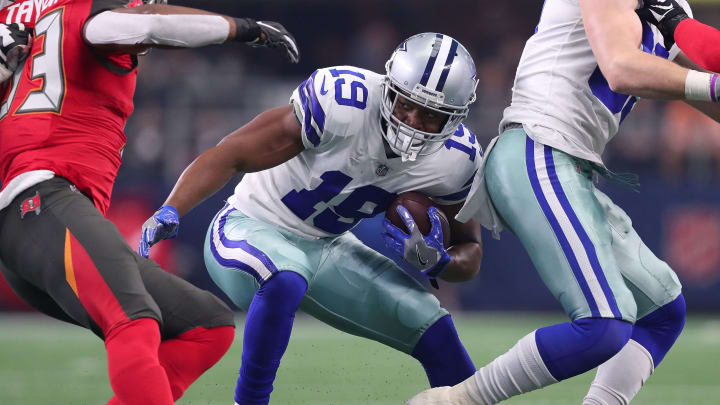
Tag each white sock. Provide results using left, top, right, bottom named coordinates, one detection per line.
left=582, top=339, right=654, bottom=405
left=449, top=331, right=558, bottom=404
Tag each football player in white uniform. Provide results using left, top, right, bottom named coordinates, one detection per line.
left=408, top=1, right=720, bottom=404
left=139, top=33, right=484, bottom=404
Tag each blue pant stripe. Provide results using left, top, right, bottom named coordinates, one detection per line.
left=525, top=136, right=601, bottom=317
left=210, top=205, right=277, bottom=285
left=543, top=146, right=622, bottom=319
left=210, top=232, right=264, bottom=285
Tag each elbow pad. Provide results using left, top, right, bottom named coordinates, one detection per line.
left=84, top=11, right=230, bottom=48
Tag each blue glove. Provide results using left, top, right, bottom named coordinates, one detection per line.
left=138, top=205, right=179, bottom=258
left=383, top=205, right=451, bottom=288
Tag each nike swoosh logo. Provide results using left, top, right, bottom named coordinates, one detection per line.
left=416, top=244, right=429, bottom=266
left=320, top=76, right=328, bottom=95
left=650, top=9, right=668, bottom=21
left=651, top=4, right=672, bottom=10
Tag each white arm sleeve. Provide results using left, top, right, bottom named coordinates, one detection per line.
left=84, top=11, right=230, bottom=48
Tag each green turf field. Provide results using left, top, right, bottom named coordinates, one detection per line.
left=0, top=313, right=718, bottom=404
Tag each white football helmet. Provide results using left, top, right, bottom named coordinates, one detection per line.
left=380, top=33, right=478, bottom=161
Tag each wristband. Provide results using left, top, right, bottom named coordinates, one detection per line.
left=232, top=18, right=262, bottom=43
left=685, top=70, right=720, bottom=102
left=659, top=12, right=689, bottom=45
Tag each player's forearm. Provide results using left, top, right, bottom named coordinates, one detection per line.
left=83, top=6, right=261, bottom=52
left=606, top=50, right=720, bottom=104
left=440, top=242, right=482, bottom=282
left=110, top=4, right=266, bottom=43
left=166, top=107, right=303, bottom=216
left=164, top=149, right=239, bottom=217
left=582, top=0, right=687, bottom=100
left=84, top=12, right=229, bottom=51
left=601, top=50, right=688, bottom=99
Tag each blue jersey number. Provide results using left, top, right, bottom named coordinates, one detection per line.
left=281, top=170, right=395, bottom=234
left=444, top=125, right=478, bottom=161
left=330, top=69, right=368, bottom=110
left=589, top=22, right=669, bottom=123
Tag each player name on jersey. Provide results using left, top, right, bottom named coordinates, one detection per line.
left=2, top=0, right=60, bottom=24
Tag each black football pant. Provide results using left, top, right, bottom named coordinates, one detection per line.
left=0, top=177, right=234, bottom=339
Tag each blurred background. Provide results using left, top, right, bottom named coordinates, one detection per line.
left=2, top=0, right=720, bottom=316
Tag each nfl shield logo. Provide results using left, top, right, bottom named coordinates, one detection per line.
left=376, top=165, right=389, bottom=177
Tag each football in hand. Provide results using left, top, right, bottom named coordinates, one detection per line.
left=385, top=191, right=451, bottom=247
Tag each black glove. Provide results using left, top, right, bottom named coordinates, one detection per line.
left=0, top=22, right=32, bottom=82
left=636, top=0, right=689, bottom=49
left=234, top=18, right=299, bottom=63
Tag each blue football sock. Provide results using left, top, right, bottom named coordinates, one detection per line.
left=234, top=271, right=307, bottom=405
left=535, top=317, right=632, bottom=381
left=411, top=314, right=476, bottom=387
left=631, top=294, right=686, bottom=367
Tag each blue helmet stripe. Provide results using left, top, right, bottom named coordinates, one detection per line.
left=419, top=33, right=443, bottom=86
left=435, top=39, right=459, bottom=92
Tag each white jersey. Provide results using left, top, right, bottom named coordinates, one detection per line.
left=457, top=0, right=693, bottom=229
left=500, top=0, right=693, bottom=165
left=229, top=66, right=481, bottom=239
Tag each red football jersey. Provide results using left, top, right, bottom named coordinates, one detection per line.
left=0, top=0, right=137, bottom=215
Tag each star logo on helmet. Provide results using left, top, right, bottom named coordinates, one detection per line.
left=397, top=41, right=408, bottom=52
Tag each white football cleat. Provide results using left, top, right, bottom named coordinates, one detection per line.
left=406, top=376, right=487, bottom=405
left=406, top=386, right=453, bottom=405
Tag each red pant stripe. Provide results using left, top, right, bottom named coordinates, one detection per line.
left=65, top=228, right=129, bottom=332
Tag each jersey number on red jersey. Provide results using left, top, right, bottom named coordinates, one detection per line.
left=1, top=8, right=65, bottom=120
